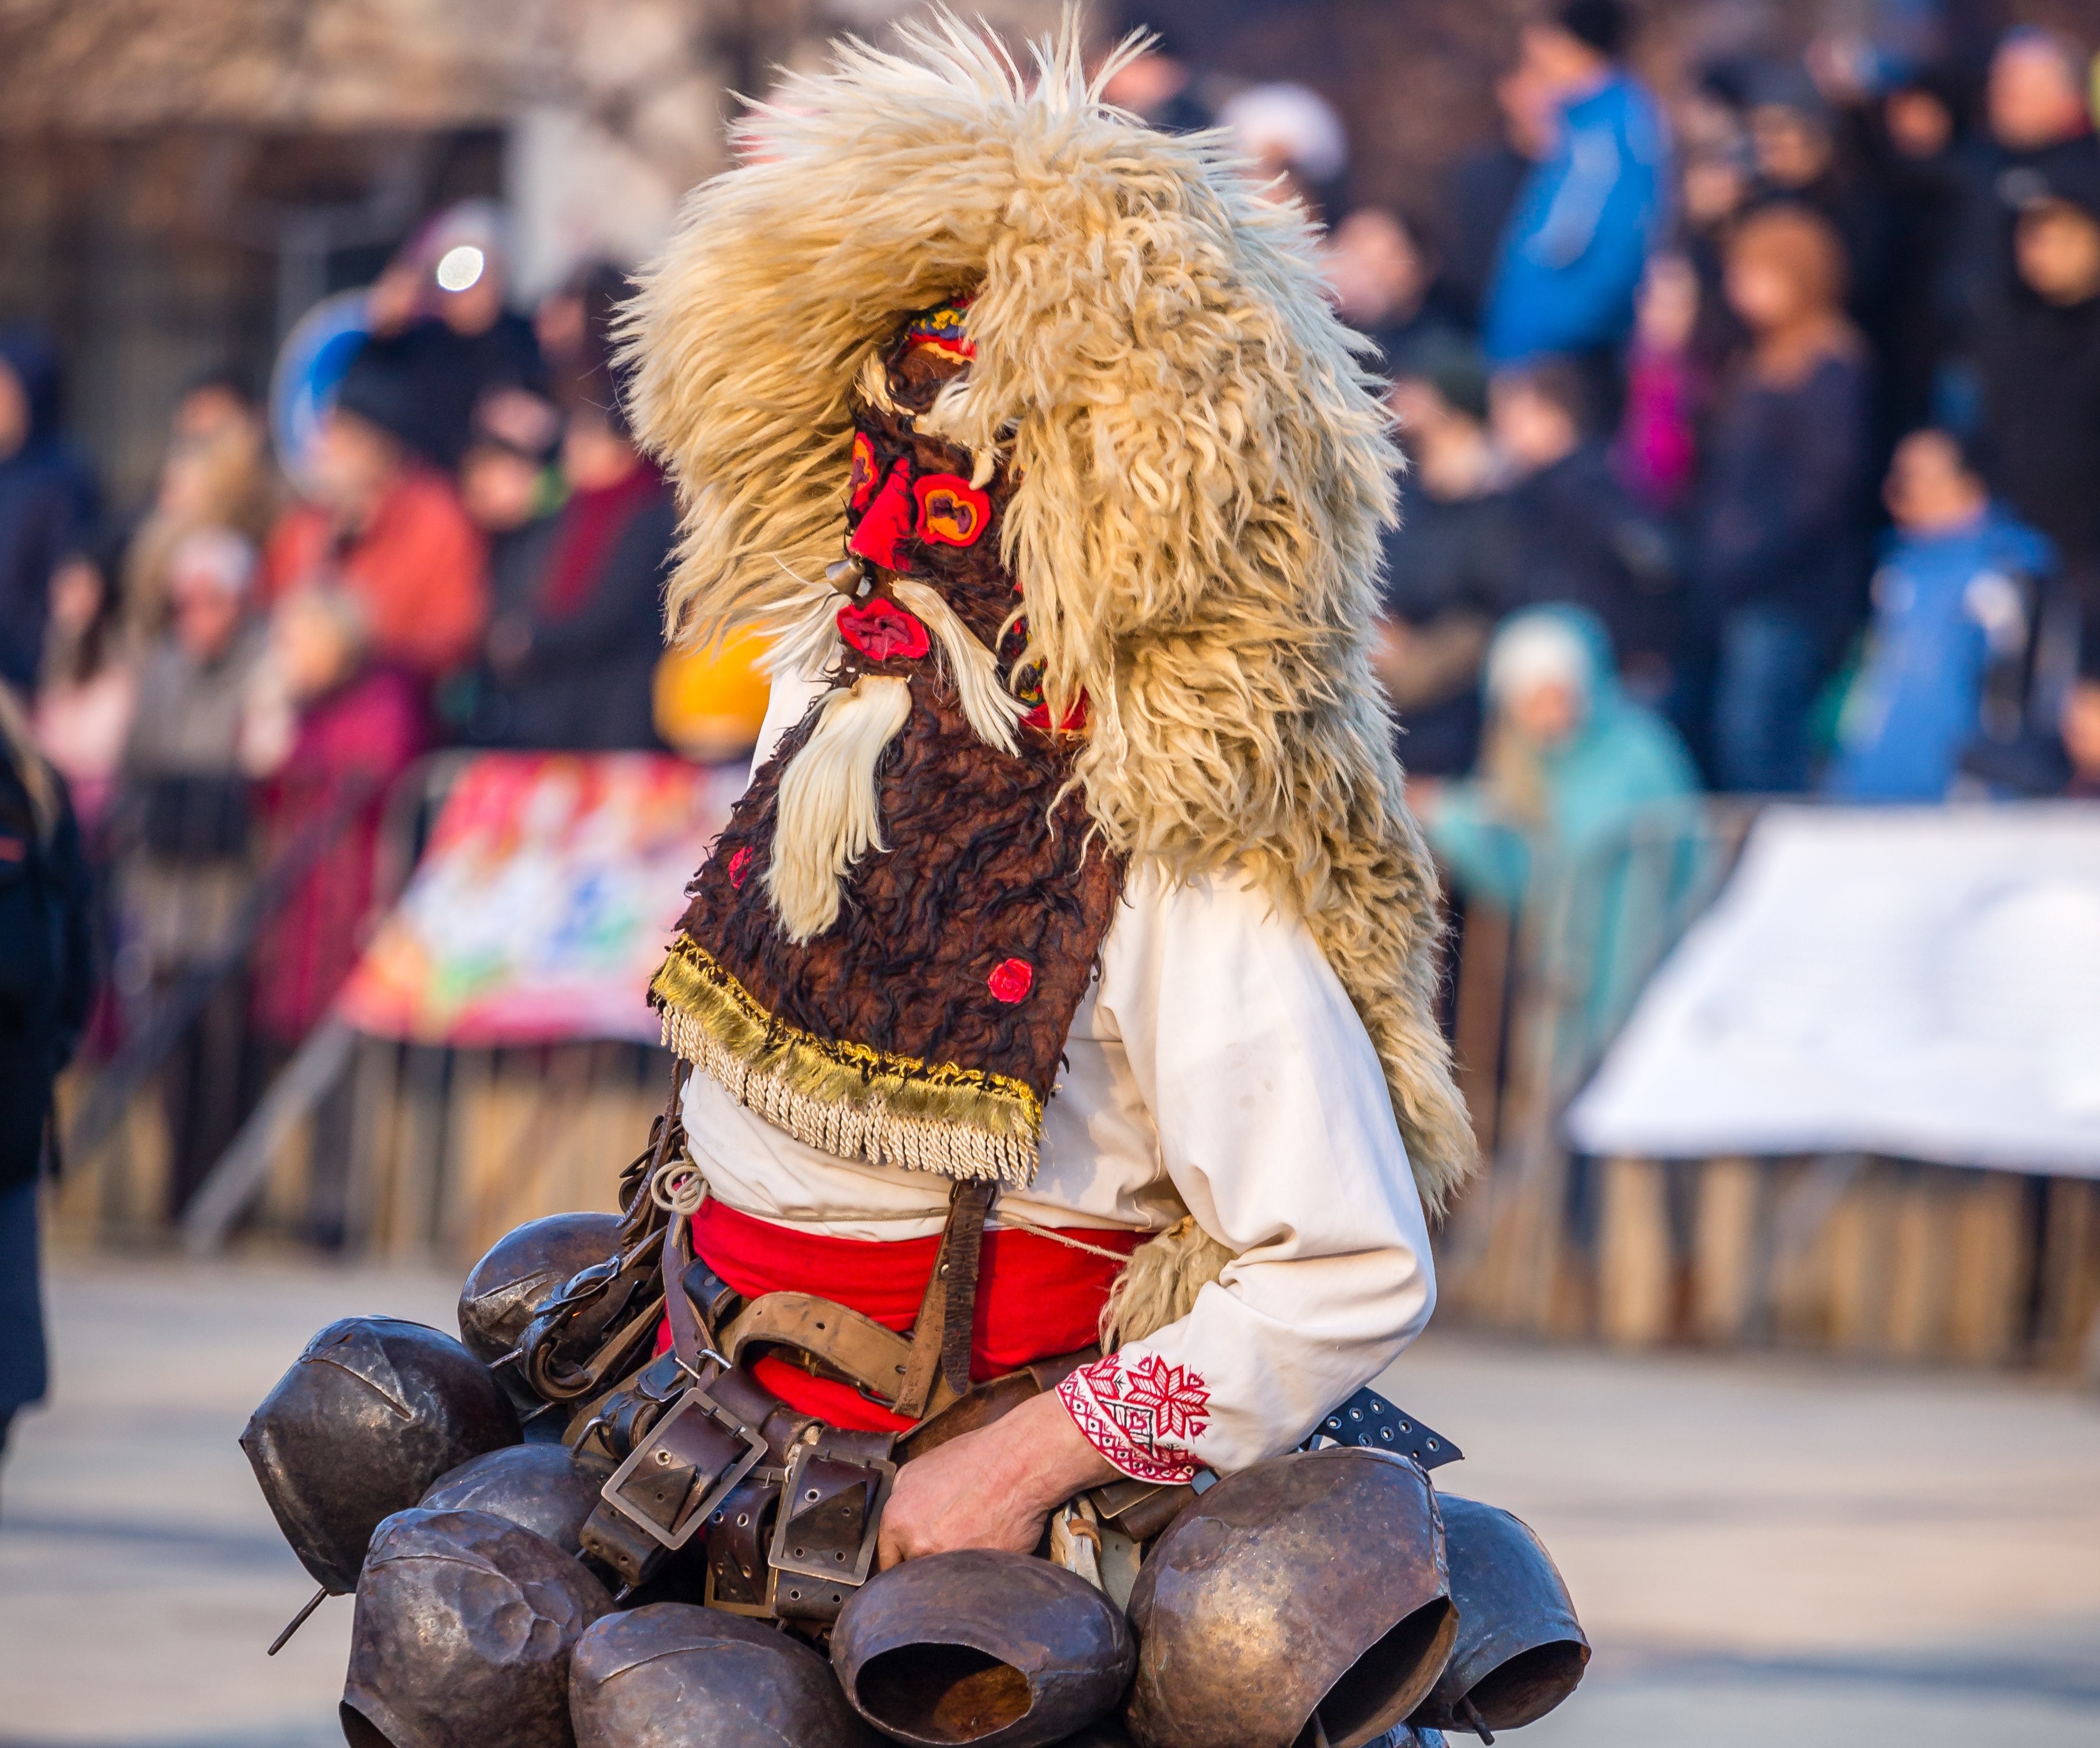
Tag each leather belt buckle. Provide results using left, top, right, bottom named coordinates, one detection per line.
left=598, top=1384, right=767, bottom=1551
left=705, top=1560, right=779, bottom=1618
left=767, top=1437, right=896, bottom=1593
left=702, top=1468, right=783, bottom=1616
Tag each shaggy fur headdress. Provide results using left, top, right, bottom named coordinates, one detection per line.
left=624, top=16, right=1477, bottom=1213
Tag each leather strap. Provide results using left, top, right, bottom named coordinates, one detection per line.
left=938, top=1180, right=994, bottom=1395
left=655, top=1063, right=714, bottom=1379
left=531, top=1282, right=664, bottom=1405
left=723, top=1291, right=918, bottom=1399
left=888, top=1340, right=1101, bottom=1464
left=661, top=1204, right=710, bottom=1377
left=895, top=1368, right=1040, bottom=1462
left=893, top=1178, right=995, bottom=1417
left=617, top=1058, right=691, bottom=1246
left=713, top=1180, right=994, bottom=1421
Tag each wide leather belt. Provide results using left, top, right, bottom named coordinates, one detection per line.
left=579, top=1173, right=996, bottom=1616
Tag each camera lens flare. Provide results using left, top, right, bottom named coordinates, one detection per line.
left=435, top=244, right=487, bottom=293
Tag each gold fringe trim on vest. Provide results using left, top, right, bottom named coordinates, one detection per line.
left=650, top=936, right=1044, bottom=1186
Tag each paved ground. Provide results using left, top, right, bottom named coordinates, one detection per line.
left=3, top=1255, right=2098, bottom=1747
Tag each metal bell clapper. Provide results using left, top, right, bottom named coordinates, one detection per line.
left=828, top=557, right=874, bottom=599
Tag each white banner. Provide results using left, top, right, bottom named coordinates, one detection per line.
left=1565, top=804, right=2100, bottom=1176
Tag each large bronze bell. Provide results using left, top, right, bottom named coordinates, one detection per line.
left=831, top=1549, right=1136, bottom=1748
left=458, top=1211, right=625, bottom=1366
left=1125, top=1449, right=1456, bottom=1748
left=1408, top=1496, right=1587, bottom=1736
left=419, top=1442, right=613, bottom=1559
left=241, top=1317, right=520, bottom=1594
left=569, top=1601, right=877, bottom=1748
left=341, top=1507, right=611, bottom=1748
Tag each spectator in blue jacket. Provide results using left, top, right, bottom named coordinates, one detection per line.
left=1483, top=0, right=1668, bottom=370
left=1825, top=429, right=2052, bottom=801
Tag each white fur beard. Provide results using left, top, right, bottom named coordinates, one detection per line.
left=765, top=673, right=913, bottom=943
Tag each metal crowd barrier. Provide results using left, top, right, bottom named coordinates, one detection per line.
left=54, top=754, right=666, bottom=1259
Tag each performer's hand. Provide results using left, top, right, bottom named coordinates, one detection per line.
left=877, top=1388, right=1119, bottom=1568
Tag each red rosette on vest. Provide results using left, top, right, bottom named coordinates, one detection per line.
left=986, top=957, right=1034, bottom=1003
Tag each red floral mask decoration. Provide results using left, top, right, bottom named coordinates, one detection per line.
left=847, top=459, right=915, bottom=571
left=837, top=596, right=931, bottom=663
left=848, top=432, right=878, bottom=512
left=912, top=474, right=991, bottom=548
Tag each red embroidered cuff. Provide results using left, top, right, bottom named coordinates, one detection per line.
left=1056, top=1353, right=1210, bottom=1486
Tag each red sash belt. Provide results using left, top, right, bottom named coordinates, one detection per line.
left=686, top=1198, right=1142, bottom=1431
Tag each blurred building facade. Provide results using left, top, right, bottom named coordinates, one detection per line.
left=0, top=0, right=1059, bottom=501
left=4, top=0, right=2078, bottom=500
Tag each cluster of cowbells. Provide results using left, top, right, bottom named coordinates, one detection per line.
left=242, top=1213, right=1589, bottom=1748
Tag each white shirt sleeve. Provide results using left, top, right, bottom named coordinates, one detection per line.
left=1056, top=862, right=1437, bottom=1480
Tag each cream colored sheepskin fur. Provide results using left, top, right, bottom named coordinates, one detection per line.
left=766, top=674, right=914, bottom=941
left=623, top=15, right=1477, bottom=1213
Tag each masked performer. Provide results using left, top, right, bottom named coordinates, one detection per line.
left=621, top=20, right=1475, bottom=1572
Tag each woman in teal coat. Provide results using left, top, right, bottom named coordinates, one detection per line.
left=1414, top=605, right=1705, bottom=1055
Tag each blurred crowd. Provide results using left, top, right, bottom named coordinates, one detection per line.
left=6, top=2, right=2100, bottom=1247
left=0, top=203, right=777, bottom=1233
left=1109, top=2, right=2100, bottom=916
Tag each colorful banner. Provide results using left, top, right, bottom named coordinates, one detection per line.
left=338, top=753, right=740, bottom=1046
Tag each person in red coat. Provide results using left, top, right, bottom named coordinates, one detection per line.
left=261, top=350, right=487, bottom=686
left=249, top=587, right=428, bottom=1054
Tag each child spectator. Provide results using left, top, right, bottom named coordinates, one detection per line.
left=246, top=588, right=427, bottom=1247
left=122, top=370, right=276, bottom=644
left=1492, top=356, right=1677, bottom=701
left=1825, top=430, right=2052, bottom=800
left=1379, top=339, right=1514, bottom=777
left=119, top=526, right=268, bottom=1213
left=1616, top=253, right=1707, bottom=515
left=1413, top=606, right=1702, bottom=1043
left=1693, top=203, right=1873, bottom=791
left=262, top=348, right=488, bottom=685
